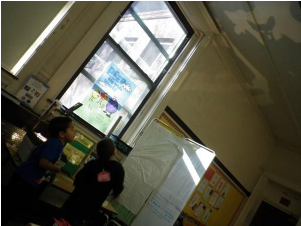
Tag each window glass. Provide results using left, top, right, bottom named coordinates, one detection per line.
left=59, top=1, right=192, bottom=136
left=132, top=1, right=187, bottom=57
left=110, top=18, right=167, bottom=81
left=60, top=41, right=150, bottom=134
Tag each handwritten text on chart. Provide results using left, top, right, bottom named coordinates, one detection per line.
left=146, top=191, right=181, bottom=223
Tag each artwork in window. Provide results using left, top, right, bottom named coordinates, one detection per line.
left=59, top=1, right=193, bottom=136
left=74, top=62, right=137, bottom=133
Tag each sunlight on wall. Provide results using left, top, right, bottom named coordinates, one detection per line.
left=11, top=2, right=75, bottom=75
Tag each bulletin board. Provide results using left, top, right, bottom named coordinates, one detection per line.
left=181, top=162, right=245, bottom=226
left=159, top=108, right=247, bottom=226
left=123, top=119, right=215, bottom=226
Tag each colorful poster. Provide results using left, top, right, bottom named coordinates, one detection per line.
left=75, top=62, right=136, bottom=133
left=203, top=167, right=215, bottom=181
left=16, top=75, right=49, bottom=108
left=197, top=178, right=208, bottom=194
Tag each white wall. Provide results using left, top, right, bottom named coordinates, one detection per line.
left=2, top=1, right=121, bottom=114
left=264, top=183, right=301, bottom=216
left=167, top=35, right=274, bottom=192
left=264, top=147, right=301, bottom=185
left=2, top=2, right=301, bottom=223
left=234, top=172, right=301, bottom=226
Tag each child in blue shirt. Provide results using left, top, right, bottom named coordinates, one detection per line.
left=3, top=116, right=76, bottom=224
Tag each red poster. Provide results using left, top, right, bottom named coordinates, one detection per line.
left=203, top=167, right=215, bottom=181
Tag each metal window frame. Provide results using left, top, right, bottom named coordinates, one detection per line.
left=57, top=1, right=194, bottom=138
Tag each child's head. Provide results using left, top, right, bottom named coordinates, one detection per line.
left=48, top=117, right=75, bottom=143
left=97, top=138, right=116, bottom=162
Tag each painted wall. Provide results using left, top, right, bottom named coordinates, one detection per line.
left=264, top=147, right=301, bottom=186
left=264, top=183, right=301, bottom=217
left=167, top=36, right=274, bottom=192
left=2, top=2, right=301, bottom=223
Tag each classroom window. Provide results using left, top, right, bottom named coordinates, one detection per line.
left=59, top=1, right=193, bottom=136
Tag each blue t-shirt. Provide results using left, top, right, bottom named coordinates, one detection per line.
left=16, top=137, right=64, bottom=187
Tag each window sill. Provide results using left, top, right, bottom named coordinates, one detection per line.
left=1, top=67, right=18, bottom=80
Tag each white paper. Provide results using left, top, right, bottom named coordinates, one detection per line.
left=202, top=208, right=212, bottom=222
left=208, top=192, right=218, bottom=206
left=214, top=196, right=224, bottom=210
left=189, top=194, right=200, bottom=208
left=132, top=188, right=182, bottom=226
left=202, top=186, right=213, bottom=201
left=119, top=122, right=181, bottom=214
left=194, top=203, right=205, bottom=217
left=119, top=120, right=216, bottom=226
left=209, top=172, right=220, bottom=187
left=222, top=183, right=231, bottom=197
left=197, top=179, right=208, bottom=193
left=216, top=178, right=226, bottom=192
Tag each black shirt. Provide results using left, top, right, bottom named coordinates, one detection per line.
left=61, top=159, right=125, bottom=222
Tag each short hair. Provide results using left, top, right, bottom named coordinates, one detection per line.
left=48, top=117, right=73, bottom=138
left=97, top=138, right=115, bottom=162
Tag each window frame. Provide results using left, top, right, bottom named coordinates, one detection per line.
left=56, top=1, right=194, bottom=138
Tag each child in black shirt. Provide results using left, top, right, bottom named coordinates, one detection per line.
left=61, top=138, right=125, bottom=225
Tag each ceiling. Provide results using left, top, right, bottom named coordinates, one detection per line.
left=204, top=1, right=301, bottom=155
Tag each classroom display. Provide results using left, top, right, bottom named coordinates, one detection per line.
left=16, top=75, right=49, bottom=108
left=74, top=62, right=136, bottom=134
left=118, top=120, right=215, bottom=226
left=182, top=162, right=245, bottom=226
left=159, top=110, right=246, bottom=226
left=61, top=132, right=94, bottom=175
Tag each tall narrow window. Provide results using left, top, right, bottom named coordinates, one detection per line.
left=59, top=1, right=193, bottom=136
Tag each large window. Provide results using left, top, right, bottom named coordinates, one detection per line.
left=59, top=1, right=193, bottom=136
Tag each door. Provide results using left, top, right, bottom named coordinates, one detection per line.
left=250, top=201, right=298, bottom=226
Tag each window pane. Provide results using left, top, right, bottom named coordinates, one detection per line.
left=110, top=19, right=167, bottom=81
left=58, top=1, right=193, bottom=137
left=132, top=1, right=187, bottom=57
left=60, top=73, right=94, bottom=108
left=60, top=41, right=151, bottom=134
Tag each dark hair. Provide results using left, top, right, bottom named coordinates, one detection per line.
left=48, top=117, right=73, bottom=137
left=97, top=138, right=115, bottom=162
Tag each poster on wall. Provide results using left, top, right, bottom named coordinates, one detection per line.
left=75, top=62, right=137, bottom=133
left=16, top=75, right=49, bottom=108
left=159, top=109, right=247, bottom=226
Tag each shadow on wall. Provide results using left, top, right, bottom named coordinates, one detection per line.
left=205, top=1, right=301, bottom=130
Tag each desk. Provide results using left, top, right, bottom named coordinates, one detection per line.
left=102, top=200, right=118, bottom=215
left=52, top=173, right=75, bottom=193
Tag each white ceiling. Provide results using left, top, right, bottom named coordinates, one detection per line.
left=205, top=1, right=301, bottom=155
